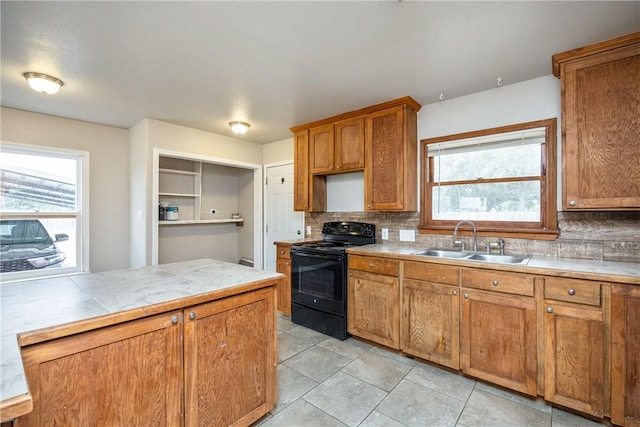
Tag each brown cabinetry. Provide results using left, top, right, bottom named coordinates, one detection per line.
left=347, top=255, right=400, bottom=349
left=611, top=284, right=640, bottom=427
left=309, top=117, right=365, bottom=174
left=401, top=262, right=460, bottom=369
left=460, top=269, right=537, bottom=396
left=543, top=277, right=606, bottom=417
left=291, top=96, right=421, bottom=212
left=365, top=104, right=418, bottom=211
left=275, top=243, right=292, bottom=315
left=17, top=288, right=277, bottom=427
left=553, top=32, right=640, bottom=210
left=183, top=288, right=276, bottom=426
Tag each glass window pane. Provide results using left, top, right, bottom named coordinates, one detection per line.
left=433, top=144, right=541, bottom=182
left=0, top=152, right=77, bottom=212
left=432, top=181, right=541, bottom=222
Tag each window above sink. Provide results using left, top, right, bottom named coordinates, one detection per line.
left=418, top=118, right=559, bottom=240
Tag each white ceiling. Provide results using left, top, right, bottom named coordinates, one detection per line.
left=1, top=1, right=639, bottom=144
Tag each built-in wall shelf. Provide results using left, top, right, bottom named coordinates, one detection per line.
left=158, top=193, right=201, bottom=197
left=159, top=219, right=244, bottom=226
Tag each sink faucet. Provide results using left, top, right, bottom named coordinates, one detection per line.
left=453, top=220, right=477, bottom=252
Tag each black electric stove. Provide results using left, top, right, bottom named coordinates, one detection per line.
left=290, top=221, right=375, bottom=340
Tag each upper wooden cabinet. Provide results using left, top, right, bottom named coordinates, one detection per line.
left=552, top=32, right=640, bottom=210
left=365, top=105, right=418, bottom=211
left=291, top=96, right=421, bottom=212
left=309, top=117, right=365, bottom=174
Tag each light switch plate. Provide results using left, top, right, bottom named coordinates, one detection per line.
left=381, top=228, right=389, bottom=240
left=399, top=230, right=415, bottom=242
left=306, top=226, right=312, bottom=235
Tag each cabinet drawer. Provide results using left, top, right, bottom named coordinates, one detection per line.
left=461, top=268, right=534, bottom=296
left=404, top=261, right=460, bottom=285
left=349, top=255, right=399, bottom=276
left=275, top=244, right=291, bottom=259
left=544, top=277, right=601, bottom=307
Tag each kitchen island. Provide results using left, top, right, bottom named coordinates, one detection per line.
left=0, top=259, right=283, bottom=426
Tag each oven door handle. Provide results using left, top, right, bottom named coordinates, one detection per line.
left=291, top=251, right=344, bottom=262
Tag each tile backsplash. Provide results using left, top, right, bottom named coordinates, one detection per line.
left=305, top=211, right=640, bottom=263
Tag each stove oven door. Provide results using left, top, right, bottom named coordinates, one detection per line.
left=290, top=251, right=346, bottom=316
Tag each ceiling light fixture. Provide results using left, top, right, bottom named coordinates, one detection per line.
left=23, top=72, right=64, bottom=94
left=229, top=121, right=250, bottom=135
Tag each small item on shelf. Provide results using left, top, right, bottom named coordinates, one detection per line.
left=166, top=206, right=179, bottom=221
left=231, top=213, right=241, bottom=219
left=159, top=204, right=166, bottom=221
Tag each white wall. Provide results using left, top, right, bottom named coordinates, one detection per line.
left=325, top=75, right=562, bottom=211
left=263, top=137, right=293, bottom=165
left=1, top=107, right=130, bottom=272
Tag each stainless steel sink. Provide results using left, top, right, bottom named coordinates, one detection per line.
left=411, top=249, right=468, bottom=258
left=465, top=253, right=531, bottom=265
left=410, top=248, right=531, bottom=265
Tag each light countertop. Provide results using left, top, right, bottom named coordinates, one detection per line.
left=347, top=243, right=640, bottom=284
left=0, top=258, right=283, bottom=413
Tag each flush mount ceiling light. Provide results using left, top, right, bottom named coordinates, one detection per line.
left=23, top=72, right=64, bottom=94
left=229, top=121, right=250, bottom=135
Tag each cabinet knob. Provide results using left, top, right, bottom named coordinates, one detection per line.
left=546, top=307, right=553, bottom=313
left=492, top=279, right=499, bottom=286
left=367, top=204, right=372, bottom=209
left=329, top=165, right=334, bottom=170
left=336, top=165, right=341, bottom=169
left=452, top=290, right=458, bottom=296
left=569, top=200, right=577, bottom=207
left=568, top=288, right=576, bottom=296
left=171, top=315, right=180, bottom=325
left=280, top=250, right=284, bottom=255
left=369, top=263, right=374, bottom=268
left=189, top=311, right=196, bottom=320
left=463, top=293, right=469, bottom=299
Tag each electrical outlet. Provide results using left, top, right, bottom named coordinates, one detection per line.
left=306, top=226, right=312, bottom=235
left=381, top=228, right=389, bottom=240
left=210, top=209, right=217, bottom=214
left=399, top=230, right=415, bottom=242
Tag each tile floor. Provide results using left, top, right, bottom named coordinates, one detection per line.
left=254, top=314, right=606, bottom=427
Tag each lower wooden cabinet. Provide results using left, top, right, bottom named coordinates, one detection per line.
left=184, top=288, right=277, bottom=426
left=611, top=284, right=640, bottom=427
left=461, top=288, right=538, bottom=396
left=275, top=243, right=292, bottom=315
left=543, top=300, right=604, bottom=417
left=401, top=262, right=460, bottom=369
left=348, top=255, right=400, bottom=349
left=18, top=312, right=184, bottom=426
left=17, top=287, right=277, bottom=427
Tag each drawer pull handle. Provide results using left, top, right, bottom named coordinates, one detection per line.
left=546, top=307, right=553, bottom=313
left=568, top=288, right=576, bottom=296
left=452, top=290, right=458, bottom=296
left=492, top=280, right=499, bottom=286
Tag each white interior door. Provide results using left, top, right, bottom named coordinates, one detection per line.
left=264, top=163, right=304, bottom=271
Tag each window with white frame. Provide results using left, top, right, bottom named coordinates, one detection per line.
left=419, top=118, right=558, bottom=239
left=0, top=143, right=88, bottom=281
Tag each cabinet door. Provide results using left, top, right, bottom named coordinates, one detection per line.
left=348, top=269, right=400, bottom=349
left=276, top=255, right=291, bottom=315
left=611, top=285, right=640, bottom=426
left=335, top=116, right=365, bottom=172
left=183, top=287, right=277, bottom=427
left=402, top=279, right=460, bottom=369
left=562, top=42, right=640, bottom=209
left=365, top=105, right=417, bottom=211
left=544, top=301, right=604, bottom=417
left=18, top=312, right=183, bottom=427
left=461, top=289, right=537, bottom=396
left=309, top=124, right=335, bottom=174
left=293, top=130, right=310, bottom=211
